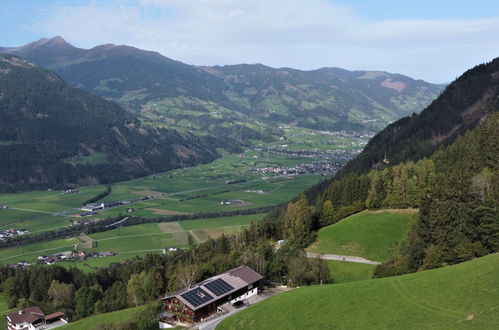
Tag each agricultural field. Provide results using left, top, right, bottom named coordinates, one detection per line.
left=218, top=253, right=499, bottom=330
left=0, top=126, right=367, bottom=273
left=307, top=210, right=416, bottom=262
left=0, top=149, right=328, bottom=234
left=0, top=214, right=266, bottom=268
left=0, top=237, right=80, bottom=264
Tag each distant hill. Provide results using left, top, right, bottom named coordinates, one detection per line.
left=0, top=54, right=225, bottom=191
left=218, top=253, right=499, bottom=329
left=0, top=37, right=444, bottom=131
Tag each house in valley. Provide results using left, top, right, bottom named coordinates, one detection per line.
left=6, top=307, right=67, bottom=330
left=161, top=266, right=263, bottom=325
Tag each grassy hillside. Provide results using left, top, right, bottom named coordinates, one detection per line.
left=307, top=210, right=415, bottom=261
left=218, top=253, right=499, bottom=330
left=327, top=260, right=375, bottom=284
left=0, top=294, right=13, bottom=329
left=61, top=305, right=146, bottom=329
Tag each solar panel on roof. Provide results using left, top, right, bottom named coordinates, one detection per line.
left=204, top=278, right=235, bottom=296
left=180, top=288, right=213, bottom=307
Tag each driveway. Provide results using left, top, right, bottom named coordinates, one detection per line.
left=306, top=252, right=381, bottom=265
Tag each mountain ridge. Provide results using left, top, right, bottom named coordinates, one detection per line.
left=1, top=36, right=444, bottom=131
left=0, top=54, right=226, bottom=191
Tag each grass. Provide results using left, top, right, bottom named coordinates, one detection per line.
left=61, top=305, right=147, bottom=329
left=327, top=260, right=375, bottom=284
left=0, top=293, right=13, bottom=329
left=308, top=210, right=415, bottom=261
left=179, top=213, right=266, bottom=230
left=0, top=214, right=266, bottom=268
left=0, top=237, right=79, bottom=264
left=218, top=253, right=499, bottom=330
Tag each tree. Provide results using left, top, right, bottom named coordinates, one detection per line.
left=320, top=200, right=335, bottom=227
left=127, top=271, right=162, bottom=307
left=282, top=194, right=313, bottom=246
left=3, top=277, right=21, bottom=308
left=48, top=280, right=74, bottom=309
left=74, top=285, right=101, bottom=318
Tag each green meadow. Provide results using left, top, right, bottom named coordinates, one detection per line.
left=0, top=237, right=79, bottom=264
left=61, top=305, right=147, bottom=329
left=0, top=214, right=266, bottom=268
left=327, top=260, right=375, bottom=284
left=0, top=293, right=13, bottom=329
left=308, top=210, right=415, bottom=261
left=0, top=149, right=325, bottom=234
left=219, top=253, right=499, bottom=330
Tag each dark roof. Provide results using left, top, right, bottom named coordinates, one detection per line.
left=229, top=266, right=263, bottom=284
left=6, top=307, right=45, bottom=325
left=44, top=311, right=64, bottom=320
left=162, top=266, right=263, bottom=311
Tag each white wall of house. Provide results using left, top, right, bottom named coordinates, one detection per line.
left=230, top=287, right=258, bottom=304
left=158, top=321, right=174, bottom=329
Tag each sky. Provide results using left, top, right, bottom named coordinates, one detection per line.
left=1, top=0, right=498, bottom=83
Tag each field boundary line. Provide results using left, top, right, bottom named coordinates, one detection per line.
left=94, top=232, right=172, bottom=241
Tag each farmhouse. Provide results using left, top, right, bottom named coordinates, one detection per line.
left=81, top=202, right=104, bottom=212
left=161, top=266, right=263, bottom=325
left=6, top=306, right=67, bottom=330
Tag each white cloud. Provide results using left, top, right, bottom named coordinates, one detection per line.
left=29, top=0, right=499, bottom=82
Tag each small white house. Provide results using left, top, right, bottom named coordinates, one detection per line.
left=6, top=307, right=67, bottom=330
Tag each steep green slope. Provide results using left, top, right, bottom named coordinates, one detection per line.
left=218, top=253, right=499, bottom=330
left=308, top=210, right=414, bottom=261
left=0, top=54, right=224, bottom=191
left=1, top=37, right=443, bottom=132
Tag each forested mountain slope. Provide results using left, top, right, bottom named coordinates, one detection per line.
left=0, top=55, right=224, bottom=191
left=341, top=57, right=499, bottom=174
left=1, top=37, right=444, bottom=131
left=249, top=58, right=499, bottom=278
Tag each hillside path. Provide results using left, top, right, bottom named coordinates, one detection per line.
left=306, top=252, right=381, bottom=265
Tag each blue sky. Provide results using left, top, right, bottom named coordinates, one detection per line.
left=1, top=0, right=499, bottom=83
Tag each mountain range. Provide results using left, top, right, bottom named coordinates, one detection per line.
left=0, top=54, right=226, bottom=191
left=1, top=36, right=444, bottom=132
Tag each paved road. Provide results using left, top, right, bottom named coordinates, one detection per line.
left=306, top=252, right=381, bottom=265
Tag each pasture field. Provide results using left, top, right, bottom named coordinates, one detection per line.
left=218, top=253, right=499, bottom=330
left=327, top=260, right=375, bottom=284
left=0, top=237, right=79, bottom=264
left=61, top=305, right=147, bottom=329
left=307, top=210, right=415, bottom=262
left=0, top=149, right=325, bottom=234
left=0, top=214, right=265, bottom=267
left=60, top=252, right=151, bottom=273
left=178, top=213, right=265, bottom=230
